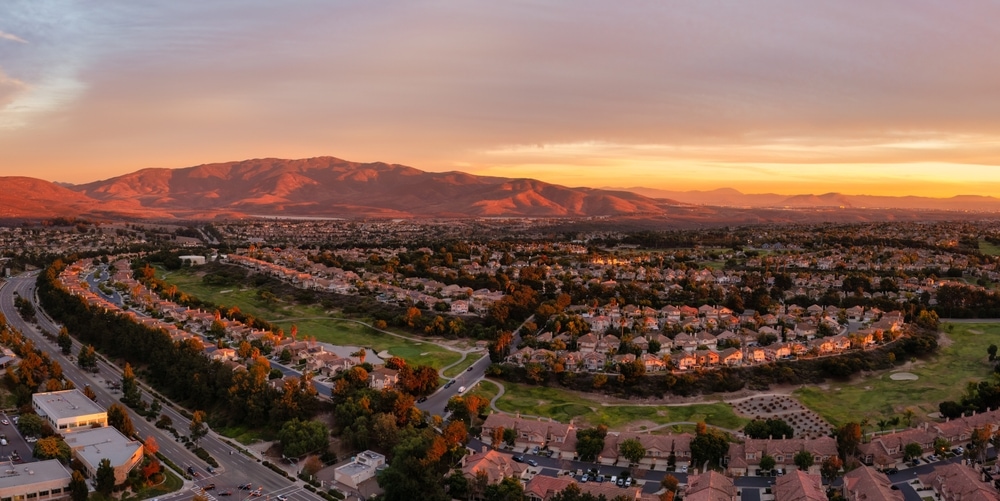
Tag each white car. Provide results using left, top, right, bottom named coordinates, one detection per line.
left=1, top=420, right=8, bottom=426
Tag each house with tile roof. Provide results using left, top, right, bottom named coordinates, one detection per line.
left=841, top=465, right=903, bottom=501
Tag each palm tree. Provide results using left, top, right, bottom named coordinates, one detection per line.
left=352, top=349, right=366, bottom=364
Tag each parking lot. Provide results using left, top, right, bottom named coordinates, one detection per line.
left=0, top=412, right=37, bottom=466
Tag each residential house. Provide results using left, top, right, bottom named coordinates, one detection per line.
left=920, top=463, right=999, bottom=501
left=841, top=465, right=903, bottom=501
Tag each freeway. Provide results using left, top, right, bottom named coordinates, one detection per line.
left=0, top=273, right=324, bottom=501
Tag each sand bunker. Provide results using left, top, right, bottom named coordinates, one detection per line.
left=889, top=372, right=918, bottom=381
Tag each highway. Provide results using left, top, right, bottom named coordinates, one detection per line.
left=0, top=273, right=324, bottom=501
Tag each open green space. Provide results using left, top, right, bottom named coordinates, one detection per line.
left=980, top=240, right=1000, bottom=257
left=494, top=381, right=748, bottom=431
left=443, top=353, right=485, bottom=378
left=795, top=322, right=1000, bottom=427
left=468, top=379, right=501, bottom=402
left=153, top=266, right=460, bottom=369
left=215, top=424, right=271, bottom=444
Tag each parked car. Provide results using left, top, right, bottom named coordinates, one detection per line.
left=679, top=465, right=688, bottom=473
left=512, top=455, right=525, bottom=463
left=532, top=446, right=539, bottom=454
left=625, top=478, right=633, bottom=487
left=526, top=459, right=538, bottom=467
left=884, top=468, right=899, bottom=475
left=580, top=474, right=589, bottom=483
left=616, top=477, right=625, bottom=487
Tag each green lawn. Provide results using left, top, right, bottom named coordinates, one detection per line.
left=980, top=240, right=1000, bottom=257
left=795, top=322, right=1000, bottom=427
left=443, top=352, right=485, bottom=378
left=494, top=381, right=748, bottom=431
left=468, top=379, right=501, bottom=402
left=154, top=266, right=461, bottom=369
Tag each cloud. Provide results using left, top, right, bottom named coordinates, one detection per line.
left=0, top=69, right=28, bottom=107
left=0, top=30, right=27, bottom=44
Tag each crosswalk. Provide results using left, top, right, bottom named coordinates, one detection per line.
left=189, top=484, right=309, bottom=501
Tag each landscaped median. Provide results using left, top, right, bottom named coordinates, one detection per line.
left=492, top=380, right=748, bottom=431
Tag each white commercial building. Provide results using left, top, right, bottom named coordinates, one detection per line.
left=32, top=390, right=107, bottom=433
left=334, top=451, right=385, bottom=489
left=64, top=427, right=143, bottom=486
left=0, top=459, right=72, bottom=501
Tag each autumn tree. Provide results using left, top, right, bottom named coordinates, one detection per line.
left=33, top=436, right=71, bottom=461
left=83, top=385, right=97, bottom=401
left=121, top=362, right=141, bottom=407
left=189, top=410, right=208, bottom=444
left=108, top=403, right=135, bottom=438
left=77, top=344, right=97, bottom=370
left=821, top=455, right=843, bottom=483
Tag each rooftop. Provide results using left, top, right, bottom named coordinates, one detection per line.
left=32, top=389, right=106, bottom=421
left=64, top=427, right=142, bottom=468
left=0, top=459, right=72, bottom=488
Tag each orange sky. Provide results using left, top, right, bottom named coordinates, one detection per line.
left=2, top=2, right=1000, bottom=197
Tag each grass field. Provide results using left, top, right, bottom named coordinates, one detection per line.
left=494, top=381, right=748, bottom=431
left=154, top=266, right=460, bottom=369
left=443, top=353, right=485, bottom=378
left=795, top=322, right=1000, bottom=427
left=468, top=379, right=501, bottom=402
left=980, top=240, right=1000, bottom=256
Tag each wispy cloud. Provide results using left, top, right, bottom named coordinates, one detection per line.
left=0, top=30, right=27, bottom=44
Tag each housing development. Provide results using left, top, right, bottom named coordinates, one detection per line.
left=2, top=218, right=1000, bottom=501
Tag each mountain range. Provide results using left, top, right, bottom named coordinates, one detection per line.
left=1, top=156, right=998, bottom=221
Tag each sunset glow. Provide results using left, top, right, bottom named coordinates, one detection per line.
left=2, top=1, right=999, bottom=197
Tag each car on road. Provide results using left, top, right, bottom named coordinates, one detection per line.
left=207, top=466, right=215, bottom=474
left=238, top=483, right=252, bottom=490
left=25, top=436, right=36, bottom=443
left=276, top=496, right=288, bottom=501
left=417, top=396, right=427, bottom=403
left=512, top=455, right=525, bottom=463
left=444, top=381, right=454, bottom=389
left=203, top=484, right=215, bottom=491
left=527, top=459, right=538, bottom=467
left=1, top=419, right=8, bottom=425
left=458, top=386, right=466, bottom=393
left=466, top=366, right=474, bottom=372
left=219, top=491, right=233, bottom=497
left=249, top=490, right=262, bottom=497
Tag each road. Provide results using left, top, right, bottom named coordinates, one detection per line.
left=0, top=273, right=324, bottom=501
left=416, top=315, right=535, bottom=415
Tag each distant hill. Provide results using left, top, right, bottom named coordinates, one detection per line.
left=617, top=186, right=1000, bottom=212
left=64, top=157, right=678, bottom=218
left=2, top=157, right=998, bottom=222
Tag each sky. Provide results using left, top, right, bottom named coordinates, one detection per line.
left=2, top=1, right=1000, bottom=197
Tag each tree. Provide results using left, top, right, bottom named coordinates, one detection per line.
left=903, top=442, right=923, bottom=461
left=836, top=422, right=862, bottom=459
left=821, top=455, right=843, bottom=483
left=189, top=410, right=208, bottom=444
left=619, top=438, right=646, bottom=467
left=83, top=385, right=97, bottom=401
left=483, top=476, right=524, bottom=501
left=70, top=470, right=89, bottom=501
left=933, top=437, right=950, bottom=455
left=33, top=436, right=71, bottom=460
left=121, top=362, right=141, bottom=407
left=278, top=418, right=330, bottom=458
left=96, top=458, right=116, bottom=495
left=57, top=327, right=73, bottom=355
left=903, top=408, right=916, bottom=427
left=107, top=403, right=135, bottom=438
left=77, top=344, right=97, bottom=370
left=759, top=454, right=776, bottom=473
left=793, top=450, right=814, bottom=471
left=990, top=344, right=998, bottom=362
left=144, top=436, right=159, bottom=456
left=490, top=426, right=505, bottom=449
left=691, top=424, right=730, bottom=470
left=661, top=474, right=680, bottom=493
left=744, top=418, right=795, bottom=440
left=16, top=413, right=45, bottom=437
left=576, top=426, right=608, bottom=462
left=502, top=428, right=517, bottom=447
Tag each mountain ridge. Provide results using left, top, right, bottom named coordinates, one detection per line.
left=1, top=156, right=998, bottom=221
